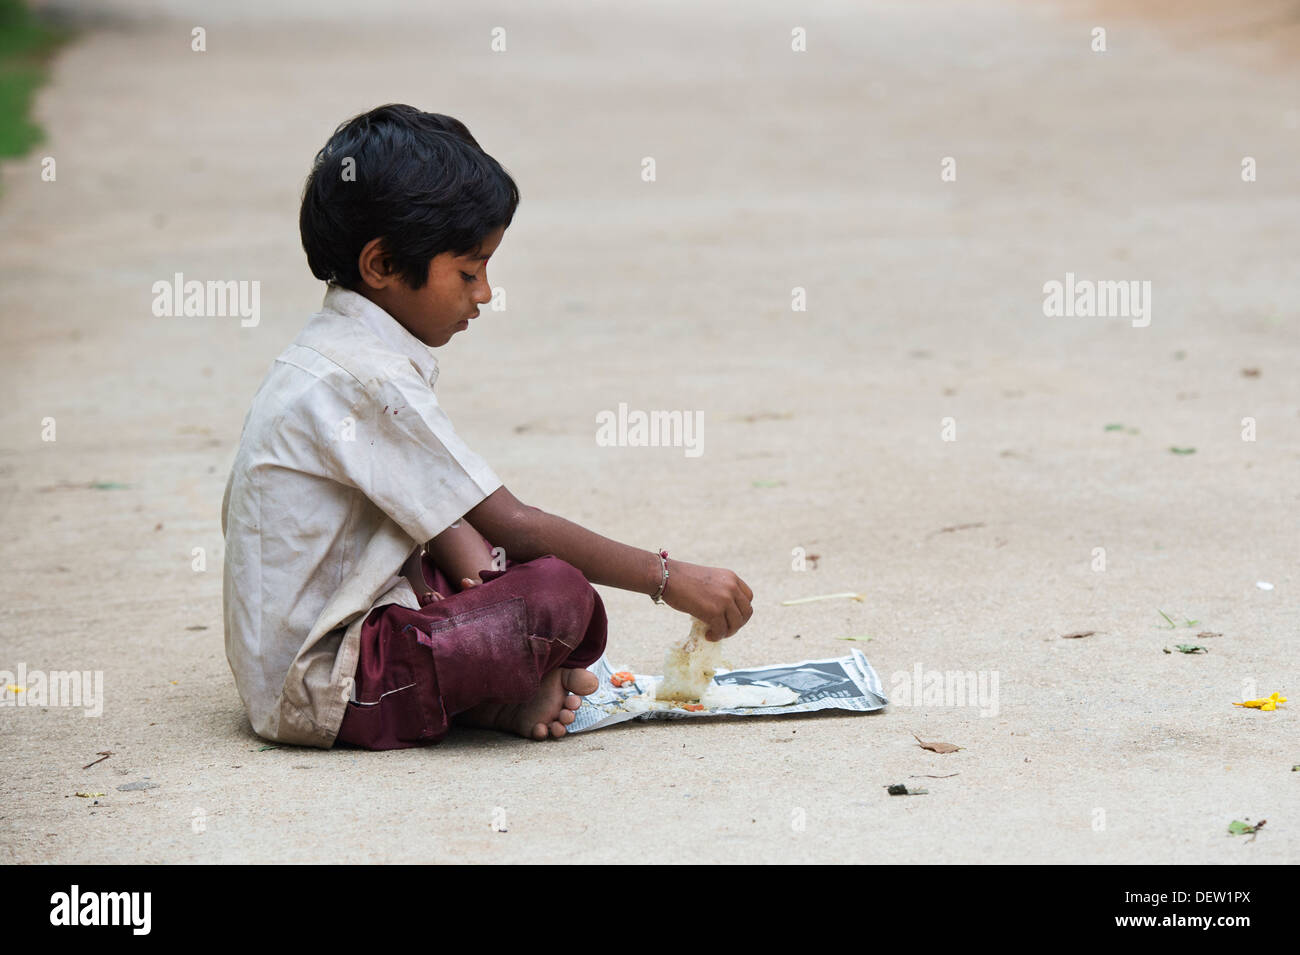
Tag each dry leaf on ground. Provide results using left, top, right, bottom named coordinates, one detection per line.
left=912, top=733, right=962, bottom=754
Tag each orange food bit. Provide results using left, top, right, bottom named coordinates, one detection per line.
left=611, top=671, right=635, bottom=688
left=683, top=703, right=705, bottom=712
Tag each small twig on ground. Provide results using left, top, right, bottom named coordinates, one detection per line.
left=81, top=751, right=113, bottom=769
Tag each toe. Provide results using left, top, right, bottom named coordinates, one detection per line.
left=560, top=667, right=599, bottom=696
left=532, top=721, right=548, bottom=740
left=563, top=695, right=582, bottom=711
left=549, top=720, right=567, bottom=738
left=558, top=708, right=575, bottom=725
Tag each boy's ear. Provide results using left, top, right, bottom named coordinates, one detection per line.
left=357, top=237, right=396, bottom=289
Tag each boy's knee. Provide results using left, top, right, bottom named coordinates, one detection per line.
left=521, top=555, right=599, bottom=638
left=528, top=555, right=593, bottom=599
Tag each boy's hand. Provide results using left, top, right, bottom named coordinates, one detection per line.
left=660, top=559, right=753, bottom=640
left=416, top=579, right=476, bottom=607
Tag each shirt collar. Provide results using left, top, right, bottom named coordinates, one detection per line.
left=321, top=284, right=440, bottom=387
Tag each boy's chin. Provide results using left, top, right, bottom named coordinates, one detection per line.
left=422, top=329, right=456, bottom=348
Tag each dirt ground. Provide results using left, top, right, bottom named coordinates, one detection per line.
left=1, top=0, right=1296, bottom=863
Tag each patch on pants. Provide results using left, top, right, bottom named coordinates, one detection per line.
left=410, top=596, right=549, bottom=717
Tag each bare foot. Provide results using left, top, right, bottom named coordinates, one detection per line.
left=459, top=667, right=598, bottom=740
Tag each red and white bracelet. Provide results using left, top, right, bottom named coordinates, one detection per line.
left=650, top=548, right=670, bottom=604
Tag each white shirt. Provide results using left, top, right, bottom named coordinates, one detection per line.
left=221, top=285, right=503, bottom=747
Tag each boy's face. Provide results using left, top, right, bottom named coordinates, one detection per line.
left=357, top=225, right=505, bottom=348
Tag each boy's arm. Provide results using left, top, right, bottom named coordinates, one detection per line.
left=465, top=485, right=753, bottom=640
left=424, top=519, right=495, bottom=589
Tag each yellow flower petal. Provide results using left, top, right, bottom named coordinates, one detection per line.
left=1234, top=692, right=1286, bottom=710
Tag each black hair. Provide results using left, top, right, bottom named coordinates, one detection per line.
left=299, top=104, right=519, bottom=290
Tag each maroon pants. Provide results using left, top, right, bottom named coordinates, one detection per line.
left=335, top=550, right=607, bottom=750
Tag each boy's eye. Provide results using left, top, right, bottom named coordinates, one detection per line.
left=461, top=271, right=477, bottom=282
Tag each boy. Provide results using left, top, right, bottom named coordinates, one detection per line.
left=221, top=104, right=754, bottom=750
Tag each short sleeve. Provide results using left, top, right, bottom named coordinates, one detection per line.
left=308, top=360, right=503, bottom=544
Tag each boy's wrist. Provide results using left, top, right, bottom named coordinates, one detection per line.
left=645, top=549, right=661, bottom=598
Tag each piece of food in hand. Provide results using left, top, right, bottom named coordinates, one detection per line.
left=655, top=617, right=723, bottom=702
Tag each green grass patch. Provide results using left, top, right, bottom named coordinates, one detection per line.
left=0, top=0, right=72, bottom=159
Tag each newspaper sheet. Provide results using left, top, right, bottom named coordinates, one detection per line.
left=568, top=648, right=889, bottom=733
